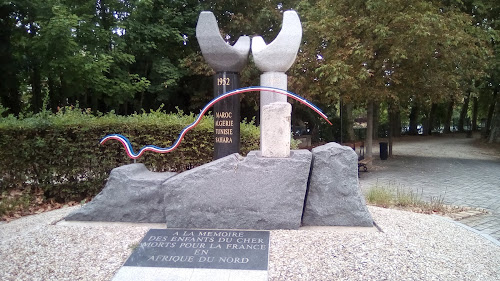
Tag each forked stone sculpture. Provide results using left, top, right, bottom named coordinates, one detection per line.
left=252, top=11, right=302, bottom=157
left=252, top=11, right=302, bottom=73
left=196, top=11, right=251, bottom=159
left=196, top=11, right=250, bottom=73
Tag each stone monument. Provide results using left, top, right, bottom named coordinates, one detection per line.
left=252, top=11, right=302, bottom=157
left=196, top=11, right=250, bottom=159
left=66, top=10, right=373, bottom=232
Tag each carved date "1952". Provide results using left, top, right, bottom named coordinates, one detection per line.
left=217, top=77, right=231, bottom=86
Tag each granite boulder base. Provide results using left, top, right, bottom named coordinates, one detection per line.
left=65, top=164, right=176, bottom=223
left=162, top=150, right=312, bottom=230
left=302, top=142, right=373, bottom=227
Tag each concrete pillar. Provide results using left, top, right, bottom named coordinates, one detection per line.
left=261, top=102, right=292, bottom=158
left=259, top=72, right=287, bottom=112
left=196, top=11, right=250, bottom=159
left=252, top=11, right=302, bottom=156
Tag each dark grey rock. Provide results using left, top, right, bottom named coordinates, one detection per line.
left=302, top=142, right=373, bottom=227
left=163, top=150, right=312, bottom=230
left=65, top=163, right=176, bottom=223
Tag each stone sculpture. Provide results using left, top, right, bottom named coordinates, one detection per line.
left=196, top=11, right=250, bottom=73
left=252, top=11, right=302, bottom=72
left=252, top=11, right=302, bottom=157
left=66, top=10, right=373, bottom=230
left=196, top=11, right=250, bottom=159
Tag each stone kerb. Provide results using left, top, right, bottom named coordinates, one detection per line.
left=162, top=150, right=312, bottom=230
left=65, top=163, right=176, bottom=223
left=302, top=143, right=374, bottom=227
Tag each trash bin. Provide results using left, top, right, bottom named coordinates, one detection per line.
left=379, top=142, right=388, bottom=160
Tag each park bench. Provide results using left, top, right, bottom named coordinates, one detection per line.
left=343, top=141, right=372, bottom=173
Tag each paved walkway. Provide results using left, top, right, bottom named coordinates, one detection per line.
left=359, top=133, right=500, bottom=242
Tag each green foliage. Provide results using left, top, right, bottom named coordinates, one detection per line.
left=1, top=0, right=201, bottom=115
left=2, top=0, right=498, bottom=140
left=0, top=107, right=260, bottom=202
left=294, top=0, right=492, bottom=106
left=365, top=183, right=394, bottom=208
left=366, top=181, right=425, bottom=208
left=0, top=189, right=34, bottom=218
left=0, top=103, right=9, bottom=117
left=364, top=181, right=456, bottom=214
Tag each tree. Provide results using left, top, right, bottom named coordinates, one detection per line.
left=452, top=0, right=500, bottom=139
left=123, top=0, right=201, bottom=113
left=293, top=0, right=491, bottom=152
left=1, top=0, right=152, bottom=114
left=0, top=2, right=21, bottom=115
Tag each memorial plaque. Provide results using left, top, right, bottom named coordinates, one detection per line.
left=213, top=72, right=240, bottom=159
left=124, top=229, right=269, bottom=270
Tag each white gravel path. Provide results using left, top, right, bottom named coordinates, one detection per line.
left=1, top=206, right=499, bottom=281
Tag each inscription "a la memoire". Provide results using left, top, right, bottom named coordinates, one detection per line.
left=139, top=230, right=267, bottom=266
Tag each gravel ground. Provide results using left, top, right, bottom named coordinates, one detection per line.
left=1, top=206, right=499, bottom=281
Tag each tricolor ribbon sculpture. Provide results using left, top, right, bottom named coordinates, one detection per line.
left=100, top=86, right=332, bottom=159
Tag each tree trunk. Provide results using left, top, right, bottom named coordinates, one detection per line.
left=366, top=101, right=373, bottom=160
left=422, top=115, right=429, bottom=136
left=387, top=104, right=401, bottom=157
left=31, top=64, right=43, bottom=112
left=392, top=106, right=401, bottom=138
left=486, top=89, right=498, bottom=132
left=342, top=102, right=355, bottom=142
left=388, top=122, right=393, bottom=157
left=458, top=92, right=470, bottom=132
left=443, top=101, right=454, bottom=133
left=409, top=104, right=419, bottom=135
left=489, top=90, right=500, bottom=143
left=425, top=103, right=438, bottom=135
left=0, top=4, right=21, bottom=115
left=48, top=77, right=56, bottom=111
left=373, top=102, right=380, bottom=139
left=472, top=97, right=478, bottom=131
left=91, top=90, right=100, bottom=113
left=28, top=16, right=43, bottom=112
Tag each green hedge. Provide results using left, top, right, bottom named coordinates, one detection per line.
left=0, top=108, right=260, bottom=202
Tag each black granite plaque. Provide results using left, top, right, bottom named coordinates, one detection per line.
left=124, top=229, right=270, bottom=270
left=213, top=72, right=240, bottom=160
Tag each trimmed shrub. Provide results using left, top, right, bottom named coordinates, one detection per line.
left=0, top=107, right=260, bottom=202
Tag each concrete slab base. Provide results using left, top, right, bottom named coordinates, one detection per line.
left=56, top=219, right=377, bottom=234
left=56, top=219, right=166, bottom=229
left=112, top=267, right=267, bottom=281
left=299, top=225, right=378, bottom=233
